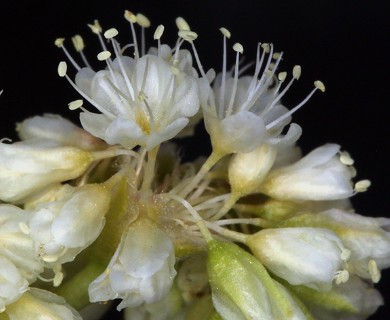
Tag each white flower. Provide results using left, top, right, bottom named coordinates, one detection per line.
left=17, top=114, right=106, bottom=150
left=203, top=36, right=323, bottom=155
left=318, top=209, right=390, bottom=282
left=59, top=24, right=202, bottom=150
left=28, top=183, right=110, bottom=266
left=0, top=204, right=43, bottom=282
left=88, top=218, right=176, bottom=310
left=0, top=256, right=28, bottom=312
left=3, top=288, right=82, bottom=319
left=228, top=143, right=277, bottom=196
left=0, top=138, right=95, bottom=203
left=260, top=143, right=355, bottom=201
left=247, top=227, right=349, bottom=291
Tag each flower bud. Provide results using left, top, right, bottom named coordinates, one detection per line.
left=228, top=144, right=277, bottom=196
left=0, top=139, right=94, bottom=203
left=261, top=144, right=354, bottom=201
left=247, top=227, right=347, bottom=291
left=89, top=218, right=176, bottom=310
left=17, top=114, right=106, bottom=150
left=207, top=239, right=306, bottom=319
left=4, top=288, right=82, bottom=319
left=28, top=183, right=111, bottom=266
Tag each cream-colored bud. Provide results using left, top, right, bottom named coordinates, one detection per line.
left=228, top=144, right=277, bottom=196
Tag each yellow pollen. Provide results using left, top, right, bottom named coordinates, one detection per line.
left=88, top=20, right=102, bottom=34
left=58, top=61, right=67, bottom=77
left=104, top=28, right=119, bottom=39
left=314, top=80, right=326, bottom=92
left=178, top=30, right=198, bottom=42
left=68, top=100, right=84, bottom=110
left=71, top=35, right=85, bottom=52
left=233, top=43, right=244, bottom=54
left=154, top=25, right=165, bottom=40
left=293, top=65, right=302, bottom=80
left=97, top=51, right=111, bottom=61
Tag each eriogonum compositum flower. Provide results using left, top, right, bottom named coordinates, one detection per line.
left=0, top=10, right=386, bottom=320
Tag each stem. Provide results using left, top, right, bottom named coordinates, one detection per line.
left=205, top=222, right=249, bottom=243
left=141, top=146, right=159, bottom=191
left=178, top=150, right=224, bottom=198
left=164, top=193, right=213, bottom=243
left=211, top=192, right=241, bottom=221
left=215, top=217, right=270, bottom=228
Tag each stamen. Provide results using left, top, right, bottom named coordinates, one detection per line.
left=368, top=260, right=381, bottom=283
left=68, top=99, right=83, bottom=110
left=57, top=61, right=67, bottom=77
left=178, top=30, right=198, bottom=42
left=355, top=179, right=371, bottom=192
left=154, top=24, right=164, bottom=40
left=340, top=248, right=351, bottom=261
left=339, top=151, right=354, bottom=165
left=219, top=27, right=231, bottom=116
left=293, top=65, right=302, bottom=80
left=104, top=28, right=119, bottom=39
left=87, top=20, right=102, bottom=34
left=71, top=35, right=92, bottom=69
left=226, top=43, right=243, bottom=117
left=266, top=81, right=324, bottom=130
left=278, top=71, right=287, bottom=82
left=124, top=10, right=140, bottom=59
left=219, top=27, right=231, bottom=38
left=136, top=13, right=151, bottom=56
left=314, top=80, right=326, bottom=92
left=176, top=17, right=191, bottom=31
left=136, top=13, right=151, bottom=28
left=88, top=19, right=112, bottom=56
left=97, top=50, right=112, bottom=61
left=55, top=38, right=81, bottom=71
left=71, top=35, right=84, bottom=52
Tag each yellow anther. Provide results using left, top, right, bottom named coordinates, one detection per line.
left=97, top=51, right=111, bottom=61
left=278, top=72, right=287, bottom=82
left=104, top=28, right=119, bottom=39
left=233, top=43, right=244, bottom=54
left=154, top=25, right=164, bottom=40
left=178, top=30, right=198, bottom=42
left=124, top=10, right=137, bottom=23
left=88, top=20, right=102, bottom=34
left=54, top=38, right=65, bottom=48
left=58, top=61, right=67, bottom=77
left=71, top=35, right=85, bottom=52
left=355, top=179, right=371, bottom=192
left=175, top=17, right=191, bottom=31
left=68, top=100, right=83, bottom=110
left=314, top=80, right=326, bottom=92
left=293, top=65, right=302, bottom=80
left=219, top=27, right=231, bottom=38
left=136, top=13, right=151, bottom=28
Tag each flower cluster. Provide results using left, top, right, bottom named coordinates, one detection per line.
left=0, top=10, right=387, bottom=320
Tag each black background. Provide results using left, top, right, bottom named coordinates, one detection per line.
left=0, top=0, right=389, bottom=318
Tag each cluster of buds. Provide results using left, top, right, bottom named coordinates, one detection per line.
left=0, top=10, right=388, bottom=320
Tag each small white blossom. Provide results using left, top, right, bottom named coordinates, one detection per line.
left=3, top=288, right=82, bottom=319
left=202, top=38, right=322, bottom=155
left=0, top=256, right=28, bottom=312
left=247, top=227, right=349, bottom=291
left=59, top=26, right=203, bottom=150
left=28, top=183, right=110, bottom=266
left=261, top=143, right=355, bottom=201
left=89, top=219, right=176, bottom=310
left=0, top=139, right=95, bottom=203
